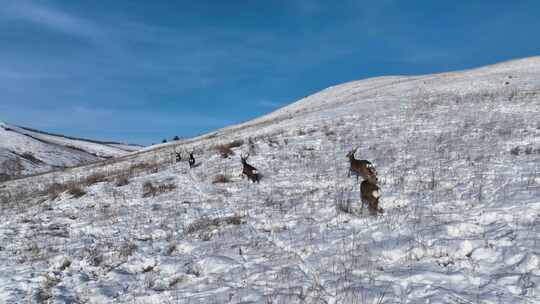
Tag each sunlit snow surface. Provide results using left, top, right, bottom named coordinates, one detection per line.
left=1, top=57, right=539, bottom=303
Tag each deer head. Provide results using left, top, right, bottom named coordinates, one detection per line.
left=346, top=147, right=358, bottom=160
left=240, top=153, right=249, bottom=164
left=346, top=147, right=377, bottom=183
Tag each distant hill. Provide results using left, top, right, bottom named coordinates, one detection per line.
left=0, top=122, right=142, bottom=181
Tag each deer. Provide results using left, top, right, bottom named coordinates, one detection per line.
left=240, top=153, right=259, bottom=183
left=360, top=179, right=383, bottom=215
left=346, top=147, right=377, bottom=183
left=171, top=148, right=182, bottom=164
left=188, top=151, right=196, bottom=168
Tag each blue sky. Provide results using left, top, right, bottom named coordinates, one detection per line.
left=1, top=0, right=539, bottom=145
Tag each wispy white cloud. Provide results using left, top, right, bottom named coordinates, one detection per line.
left=2, top=0, right=104, bottom=41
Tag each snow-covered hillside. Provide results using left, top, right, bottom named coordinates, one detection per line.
left=1, top=57, right=539, bottom=303
left=0, top=122, right=142, bottom=181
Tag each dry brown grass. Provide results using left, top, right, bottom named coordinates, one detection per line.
left=85, top=173, right=107, bottom=185
left=266, top=136, right=280, bottom=147
left=322, top=125, right=336, bottom=137
left=46, top=183, right=68, bottom=199
left=212, top=174, right=231, bottom=184
left=115, top=174, right=130, bottom=187
left=185, top=214, right=244, bottom=235
left=126, top=161, right=165, bottom=177
left=142, top=181, right=176, bottom=198
left=46, top=182, right=86, bottom=199
left=212, top=139, right=244, bottom=158
left=67, top=184, right=86, bottom=198
left=29, top=160, right=169, bottom=202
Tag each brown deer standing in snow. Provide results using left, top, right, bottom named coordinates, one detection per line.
left=240, top=154, right=259, bottom=183
left=360, top=179, right=383, bottom=215
left=346, top=147, right=377, bottom=183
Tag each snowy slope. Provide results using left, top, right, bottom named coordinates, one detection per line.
left=0, top=122, right=142, bottom=181
left=1, top=57, right=539, bottom=303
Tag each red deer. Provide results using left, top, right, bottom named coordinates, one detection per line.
left=240, top=154, right=259, bottom=183
left=171, top=148, right=182, bottom=164
left=346, top=147, right=377, bottom=183
left=360, top=180, right=383, bottom=215
left=188, top=151, right=196, bottom=168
